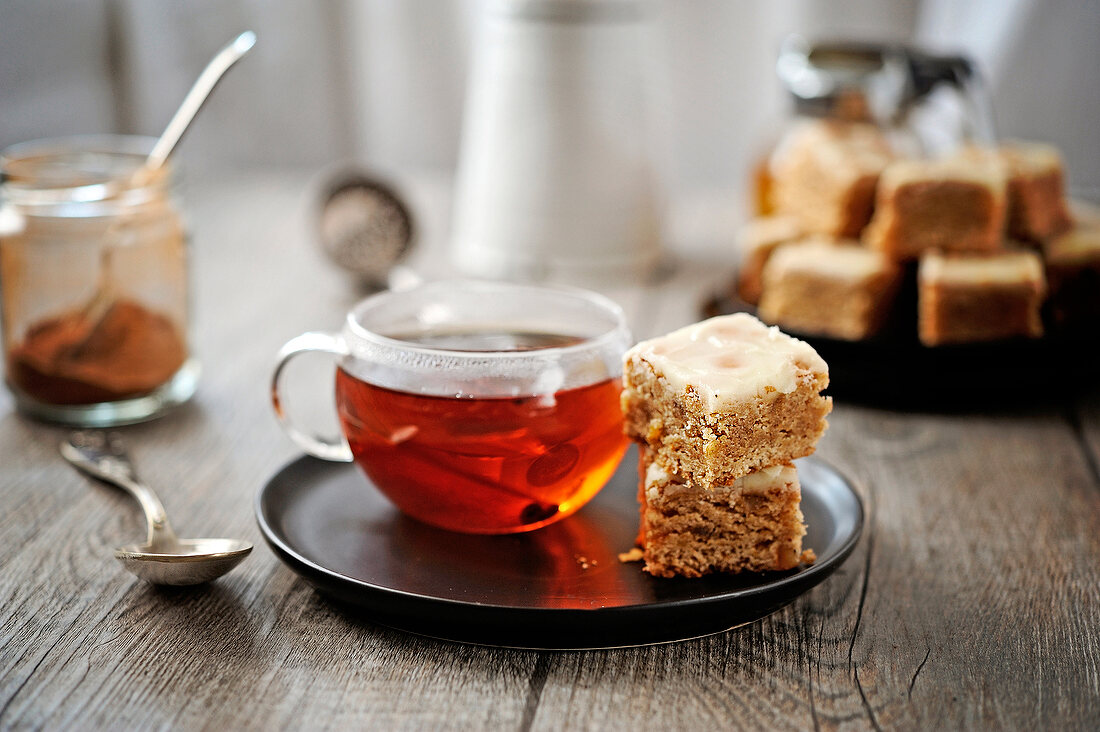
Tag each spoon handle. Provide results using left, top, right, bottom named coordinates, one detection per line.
left=60, top=436, right=180, bottom=552
left=145, top=30, right=257, bottom=171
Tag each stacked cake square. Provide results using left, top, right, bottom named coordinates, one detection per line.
left=741, top=122, right=1098, bottom=345
left=621, top=313, right=831, bottom=578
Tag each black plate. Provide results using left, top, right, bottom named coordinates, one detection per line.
left=256, top=445, right=863, bottom=649
left=704, top=290, right=1100, bottom=408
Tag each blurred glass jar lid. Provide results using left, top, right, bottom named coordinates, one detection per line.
left=777, top=35, right=977, bottom=124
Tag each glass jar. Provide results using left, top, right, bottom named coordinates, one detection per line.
left=0, top=135, right=199, bottom=425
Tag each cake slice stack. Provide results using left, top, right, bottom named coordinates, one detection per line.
left=745, top=130, right=1090, bottom=346
left=621, top=313, right=831, bottom=578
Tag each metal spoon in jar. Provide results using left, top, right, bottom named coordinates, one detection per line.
left=73, top=30, right=258, bottom=347
left=61, top=432, right=252, bottom=586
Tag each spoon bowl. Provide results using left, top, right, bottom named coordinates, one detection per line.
left=116, top=538, right=253, bottom=586
left=61, top=432, right=253, bottom=586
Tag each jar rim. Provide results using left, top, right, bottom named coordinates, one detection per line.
left=1, top=134, right=171, bottom=212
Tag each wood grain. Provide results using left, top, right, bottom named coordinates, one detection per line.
left=2, top=172, right=1098, bottom=730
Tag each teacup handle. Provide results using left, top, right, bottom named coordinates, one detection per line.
left=271, top=331, right=354, bottom=462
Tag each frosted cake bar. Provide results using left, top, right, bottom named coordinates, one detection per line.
left=622, top=313, right=831, bottom=486
left=757, top=238, right=902, bottom=341
left=637, top=453, right=810, bottom=578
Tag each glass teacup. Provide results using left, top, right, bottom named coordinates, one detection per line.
left=272, top=280, right=631, bottom=534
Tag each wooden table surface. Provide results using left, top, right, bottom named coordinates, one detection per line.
left=2, top=171, right=1098, bottom=730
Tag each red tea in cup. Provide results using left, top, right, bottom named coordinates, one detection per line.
left=337, top=368, right=625, bottom=533
left=273, top=282, right=632, bottom=534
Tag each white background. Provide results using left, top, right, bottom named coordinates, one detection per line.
left=2, top=0, right=1097, bottom=198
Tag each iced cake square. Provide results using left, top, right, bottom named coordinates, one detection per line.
left=771, top=120, right=895, bottom=238
left=637, top=453, right=809, bottom=578
left=917, top=250, right=1045, bottom=346
left=621, top=313, right=831, bottom=486
left=864, top=156, right=1007, bottom=259
left=757, top=238, right=902, bottom=340
left=1040, top=222, right=1100, bottom=331
left=1000, top=141, right=1072, bottom=242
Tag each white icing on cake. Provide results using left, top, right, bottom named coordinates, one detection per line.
left=919, top=250, right=1044, bottom=286
left=645, top=460, right=668, bottom=487
left=739, top=463, right=798, bottom=494
left=627, top=313, right=828, bottom=410
left=644, top=458, right=797, bottom=498
left=771, top=120, right=894, bottom=177
left=1043, top=223, right=1100, bottom=264
left=880, top=155, right=1007, bottom=193
left=768, top=238, right=894, bottom=280
left=1001, top=140, right=1063, bottom=175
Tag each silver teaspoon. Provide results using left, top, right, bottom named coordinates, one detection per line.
left=72, top=30, right=258, bottom=347
left=61, top=432, right=252, bottom=586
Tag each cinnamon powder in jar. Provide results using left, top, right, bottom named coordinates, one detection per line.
left=7, top=300, right=187, bottom=405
